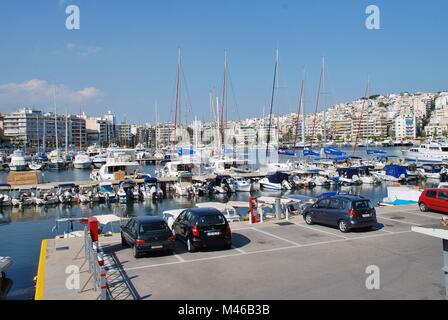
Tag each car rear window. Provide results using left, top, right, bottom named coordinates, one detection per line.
left=426, top=190, right=437, bottom=198
left=352, top=200, right=373, bottom=210
left=140, top=221, right=168, bottom=233
left=197, top=214, right=226, bottom=226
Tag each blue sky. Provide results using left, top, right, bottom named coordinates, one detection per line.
left=0, top=0, right=447, bottom=124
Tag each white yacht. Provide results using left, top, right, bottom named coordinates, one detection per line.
left=90, top=149, right=140, bottom=181
left=73, top=152, right=92, bottom=169
left=403, top=143, right=448, bottom=163
left=47, top=149, right=67, bottom=170
left=9, top=150, right=28, bottom=171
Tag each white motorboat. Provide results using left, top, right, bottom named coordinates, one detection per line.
left=47, top=149, right=66, bottom=170
left=90, top=149, right=140, bottom=181
left=12, top=187, right=35, bottom=207
left=91, top=153, right=107, bottom=169
left=0, top=184, right=13, bottom=207
left=28, top=161, right=43, bottom=171
left=9, top=150, right=28, bottom=171
left=78, top=185, right=100, bottom=203
left=371, top=165, right=409, bottom=183
left=73, top=152, right=92, bottom=169
left=417, top=164, right=444, bottom=180
left=0, top=256, right=12, bottom=276
left=174, top=172, right=196, bottom=197
left=195, top=202, right=241, bottom=222
left=35, top=186, right=59, bottom=206
left=259, top=172, right=291, bottom=191
left=233, top=177, right=252, bottom=192
left=56, top=183, right=78, bottom=204
left=403, top=143, right=448, bottom=163
left=139, top=177, right=163, bottom=199
left=98, top=182, right=117, bottom=202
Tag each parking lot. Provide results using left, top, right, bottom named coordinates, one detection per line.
left=101, top=205, right=448, bottom=300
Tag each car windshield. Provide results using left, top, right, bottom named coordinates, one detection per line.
left=352, top=200, right=373, bottom=210
left=140, top=221, right=168, bottom=233
left=197, top=214, right=226, bottom=226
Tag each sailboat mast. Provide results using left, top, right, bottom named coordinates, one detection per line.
left=173, top=47, right=181, bottom=152
left=220, top=50, right=227, bottom=149
left=294, top=68, right=306, bottom=148
left=65, top=111, right=68, bottom=155
left=43, top=117, right=46, bottom=152
left=265, top=48, right=278, bottom=158
left=155, top=100, right=159, bottom=151
left=36, top=113, right=40, bottom=153
left=310, top=57, right=324, bottom=149
left=53, top=88, right=58, bottom=150
left=353, top=76, right=371, bottom=156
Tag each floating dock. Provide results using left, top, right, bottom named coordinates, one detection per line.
left=35, top=204, right=448, bottom=300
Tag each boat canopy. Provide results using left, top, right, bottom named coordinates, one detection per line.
left=215, top=175, right=232, bottom=183
left=177, top=148, right=195, bottom=156
left=120, top=179, right=135, bottom=188
left=303, top=149, right=320, bottom=157
left=422, top=164, right=442, bottom=173
left=267, top=172, right=289, bottom=183
left=337, top=167, right=360, bottom=179
left=384, top=165, right=408, bottom=178
left=58, top=183, right=76, bottom=189
left=367, top=149, right=387, bottom=155
left=143, top=176, right=158, bottom=184
left=333, top=156, right=350, bottom=163
left=324, top=147, right=346, bottom=156
left=0, top=184, right=12, bottom=190
left=93, top=214, right=122, bottom=225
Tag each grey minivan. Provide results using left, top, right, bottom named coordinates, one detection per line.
left=302, top=195, right=377, bottom=233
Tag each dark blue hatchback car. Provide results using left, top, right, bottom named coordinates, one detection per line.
left=302, top=195, right=377, bottom=233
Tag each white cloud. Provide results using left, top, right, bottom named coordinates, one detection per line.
left=66, top=43, right=102, bottom=56
left=0, top=79, right=104, bottom=112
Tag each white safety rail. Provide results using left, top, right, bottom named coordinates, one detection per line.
left=79, top=227, right=109, bottom=300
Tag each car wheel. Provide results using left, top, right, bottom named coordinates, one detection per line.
left=305, top=214, right=314, bottom=225
left=121, top=235, right=127, bottom=247
left=419, top=202, right=428, bottom=212
left=186, top=237, right=196, bottom=253
left=133, top=245, right=140, bottom=258
left=338, top=220, right=349, bottom=233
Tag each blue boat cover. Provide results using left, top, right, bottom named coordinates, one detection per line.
left=303, top=149, right=320, bottom=157
left=384, top=165, right=407, bottom=178
left=367, top=149, right=387, bottom=155
left=324, top=147, right=346, bottom=156
left=267, top=172, right=289, bottom=183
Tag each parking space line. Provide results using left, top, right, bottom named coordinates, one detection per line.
left=173, top=254, right=185, bottom=262
left=349, top=230, right=412, bottom=241
left=378, top=216, right=420, bottom=226
left=116, top=229, right=414, bottom=273
left=290, top=222, right=349, bottom=240
left=250, top=227, right=302, bottom=247
left=373, top=227, right=393, bottom=234
left=232, top=246, right=247, bottom=254
left=377, top=210, right=443, bottom=220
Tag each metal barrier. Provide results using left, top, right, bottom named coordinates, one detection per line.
left=79, top=227, right=109, bottom=300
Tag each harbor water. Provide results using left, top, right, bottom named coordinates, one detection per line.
left=0, top=147, right=436, bottom=300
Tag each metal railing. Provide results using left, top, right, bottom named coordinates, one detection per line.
left=79, top=227, right=109, bottom=300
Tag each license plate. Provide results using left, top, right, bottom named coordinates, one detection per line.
left=207, top=231, right=221, bottom=236
left=152, top=245, right=163, bottom=249
left=362, top=214, right=370, bottom=218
